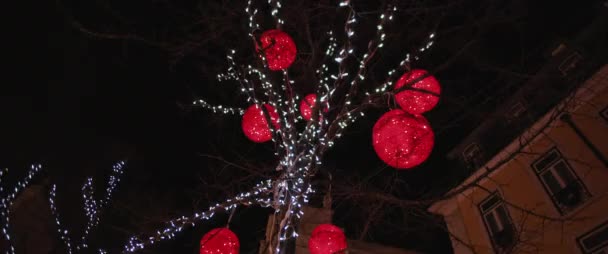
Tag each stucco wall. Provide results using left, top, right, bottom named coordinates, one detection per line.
left=438, top=65, right=608, bottom=254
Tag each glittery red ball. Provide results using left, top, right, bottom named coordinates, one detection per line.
left=394, top=69, right=441, bottom=114
left=308, top=224, right=347, bottom=254
left=200, top=228, right=240, bottom=254
left=372, top=109, right=434, bottom=169
left=259, top=29, right=297, bottom=71
left=242, top=104, right=280, bottom=143
left=299, top=94, right=328, bottom=121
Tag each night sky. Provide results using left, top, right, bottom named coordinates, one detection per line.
left=3, top=0, right=602, bottom=253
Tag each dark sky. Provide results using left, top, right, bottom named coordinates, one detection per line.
left=3, top=0, right=603, bottom=253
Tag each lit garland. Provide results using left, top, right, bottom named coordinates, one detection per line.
left=123, top=179, right=274, bottom=252
left=0, top=164, right=42, bottom=254
left=48, top=161, right=125, bottom=253
left=78, top=161, right=125, bottom=251
left=192, top=99, right=245, bottom=115
left=268, top=0, right=284, bottom=26
left=49, top=184, right=75, bottom=254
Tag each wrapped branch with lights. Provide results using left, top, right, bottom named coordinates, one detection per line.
left=0, top=165, right=42, bottom=254
left=1, top=162, right=127, bottom=254
left=48, top=161, right=126, bottom=254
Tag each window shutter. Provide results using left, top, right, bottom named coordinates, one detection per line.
left=541, top=171, right=563, bottom=194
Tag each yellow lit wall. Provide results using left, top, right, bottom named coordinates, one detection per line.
left=434, top=65, right=608, bottom=254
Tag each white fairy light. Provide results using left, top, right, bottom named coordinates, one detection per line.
left=50, top=184, right=74, bottom=254
left=192, top=99, right=245, bottom=115
left=0, top=164, right=42, bottom=254
left=123, top=180, right=273, bottom=252
left=77, top=161, right=125, bottom=251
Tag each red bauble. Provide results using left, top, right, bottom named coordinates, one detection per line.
left=259, top=29, right=297, bottom=71
left=200, top=228, right=239, bottom=254
left=308, top=224, right=347, bottom=254
left=394, top=69, right=441, bottom=114
left=372, top=109, right=434, bottom=169
left=242, top=104, right=280, bottom=143
left=299, top=94, right=328, bottom=121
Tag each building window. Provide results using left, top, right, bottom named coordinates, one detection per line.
left=577, top=221, right=608, bottom=254
left=462, top=142, right=484, bottom=169
left=506, top=101, right=528, bottom=124
left=532, top=148, right=591, bottom=215
left=508, top=101, right=527, bottom=119
left=479, top=192, right=516, bottom=253
left=601, top=106, right=608, bottom=122
left=558, top=52, right=583, bottom=76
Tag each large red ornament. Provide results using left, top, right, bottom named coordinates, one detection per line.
left=372, top=109, right=434, bottom=169
left=200, top=228, right=239, bottom=254
left=259, top=29, right=297, bottom=71
left=299, top=94, right=328, bottom=121
left=242, top=104, right=280, bottom=143
left=394, top=69, right=441, bottom=114
left=308, top=224, right=347, bottom=254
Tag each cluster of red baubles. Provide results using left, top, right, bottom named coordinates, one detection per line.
left=242, top=28, right=442, bottom=170
left=372, top=69, right=441, bottom=169
left=241, top=29, right=296, bottom=143
left=200, top=224, right=346, bottom=254
left=242, top=93, right=328, bottom=142
left=243, top=30, right=320, bottom=141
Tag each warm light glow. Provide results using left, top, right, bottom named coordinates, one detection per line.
left=242, top=104, right=280, bottom=143
left=394, top=69, right=441, bottom=114
left=259, top=29, right=297, bottom=71
left=372, top=109, right=434, bottom=169
left=308, top=224, right=347, bottom=254
left=200, top=228, right=240, bottom=254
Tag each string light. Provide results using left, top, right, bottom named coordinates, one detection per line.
left=0, top=164, right=42, bottom=254
left=48, top=161, right=126, bottom=253
left=50, top=184, right=74, bottom=254
left=193, top=99, right=245, bottom=115
left=124, top=180, right=273, bottom=252
left=78, top=161, right=125, bottom=251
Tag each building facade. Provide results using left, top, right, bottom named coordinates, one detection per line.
left=429, top=9, right=608, bottom=253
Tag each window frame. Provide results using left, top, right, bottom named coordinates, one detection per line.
left=531, top=147, right=591, bottom=215
left=462, top=142, right=483, bottom=168
left=577, top=221, right=608, bottom=254
left=558, top=51, right=583, bottom=76
left=478, top=192, right=516, bottom=252
left=600, top=105, right=608, bottom=123
left=507, top=101, right=527, bottom=121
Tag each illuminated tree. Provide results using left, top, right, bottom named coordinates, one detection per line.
left=120, top=0, right=442, bottom=252
left=7, top=0, right=601, bottom=253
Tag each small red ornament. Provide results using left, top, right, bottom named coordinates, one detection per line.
left=242, top=104, right=280, bottom=143
left=394, top=69, right=441, bottom=114
left=372, top=109, right=434, bottom=169
left=259, top=29, right=297, bottom=71
left=200, top=228, right=239, bottom=254
left=308, top=224, right=347, bottom=254
left=299, top=94, right=328, bottom=121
